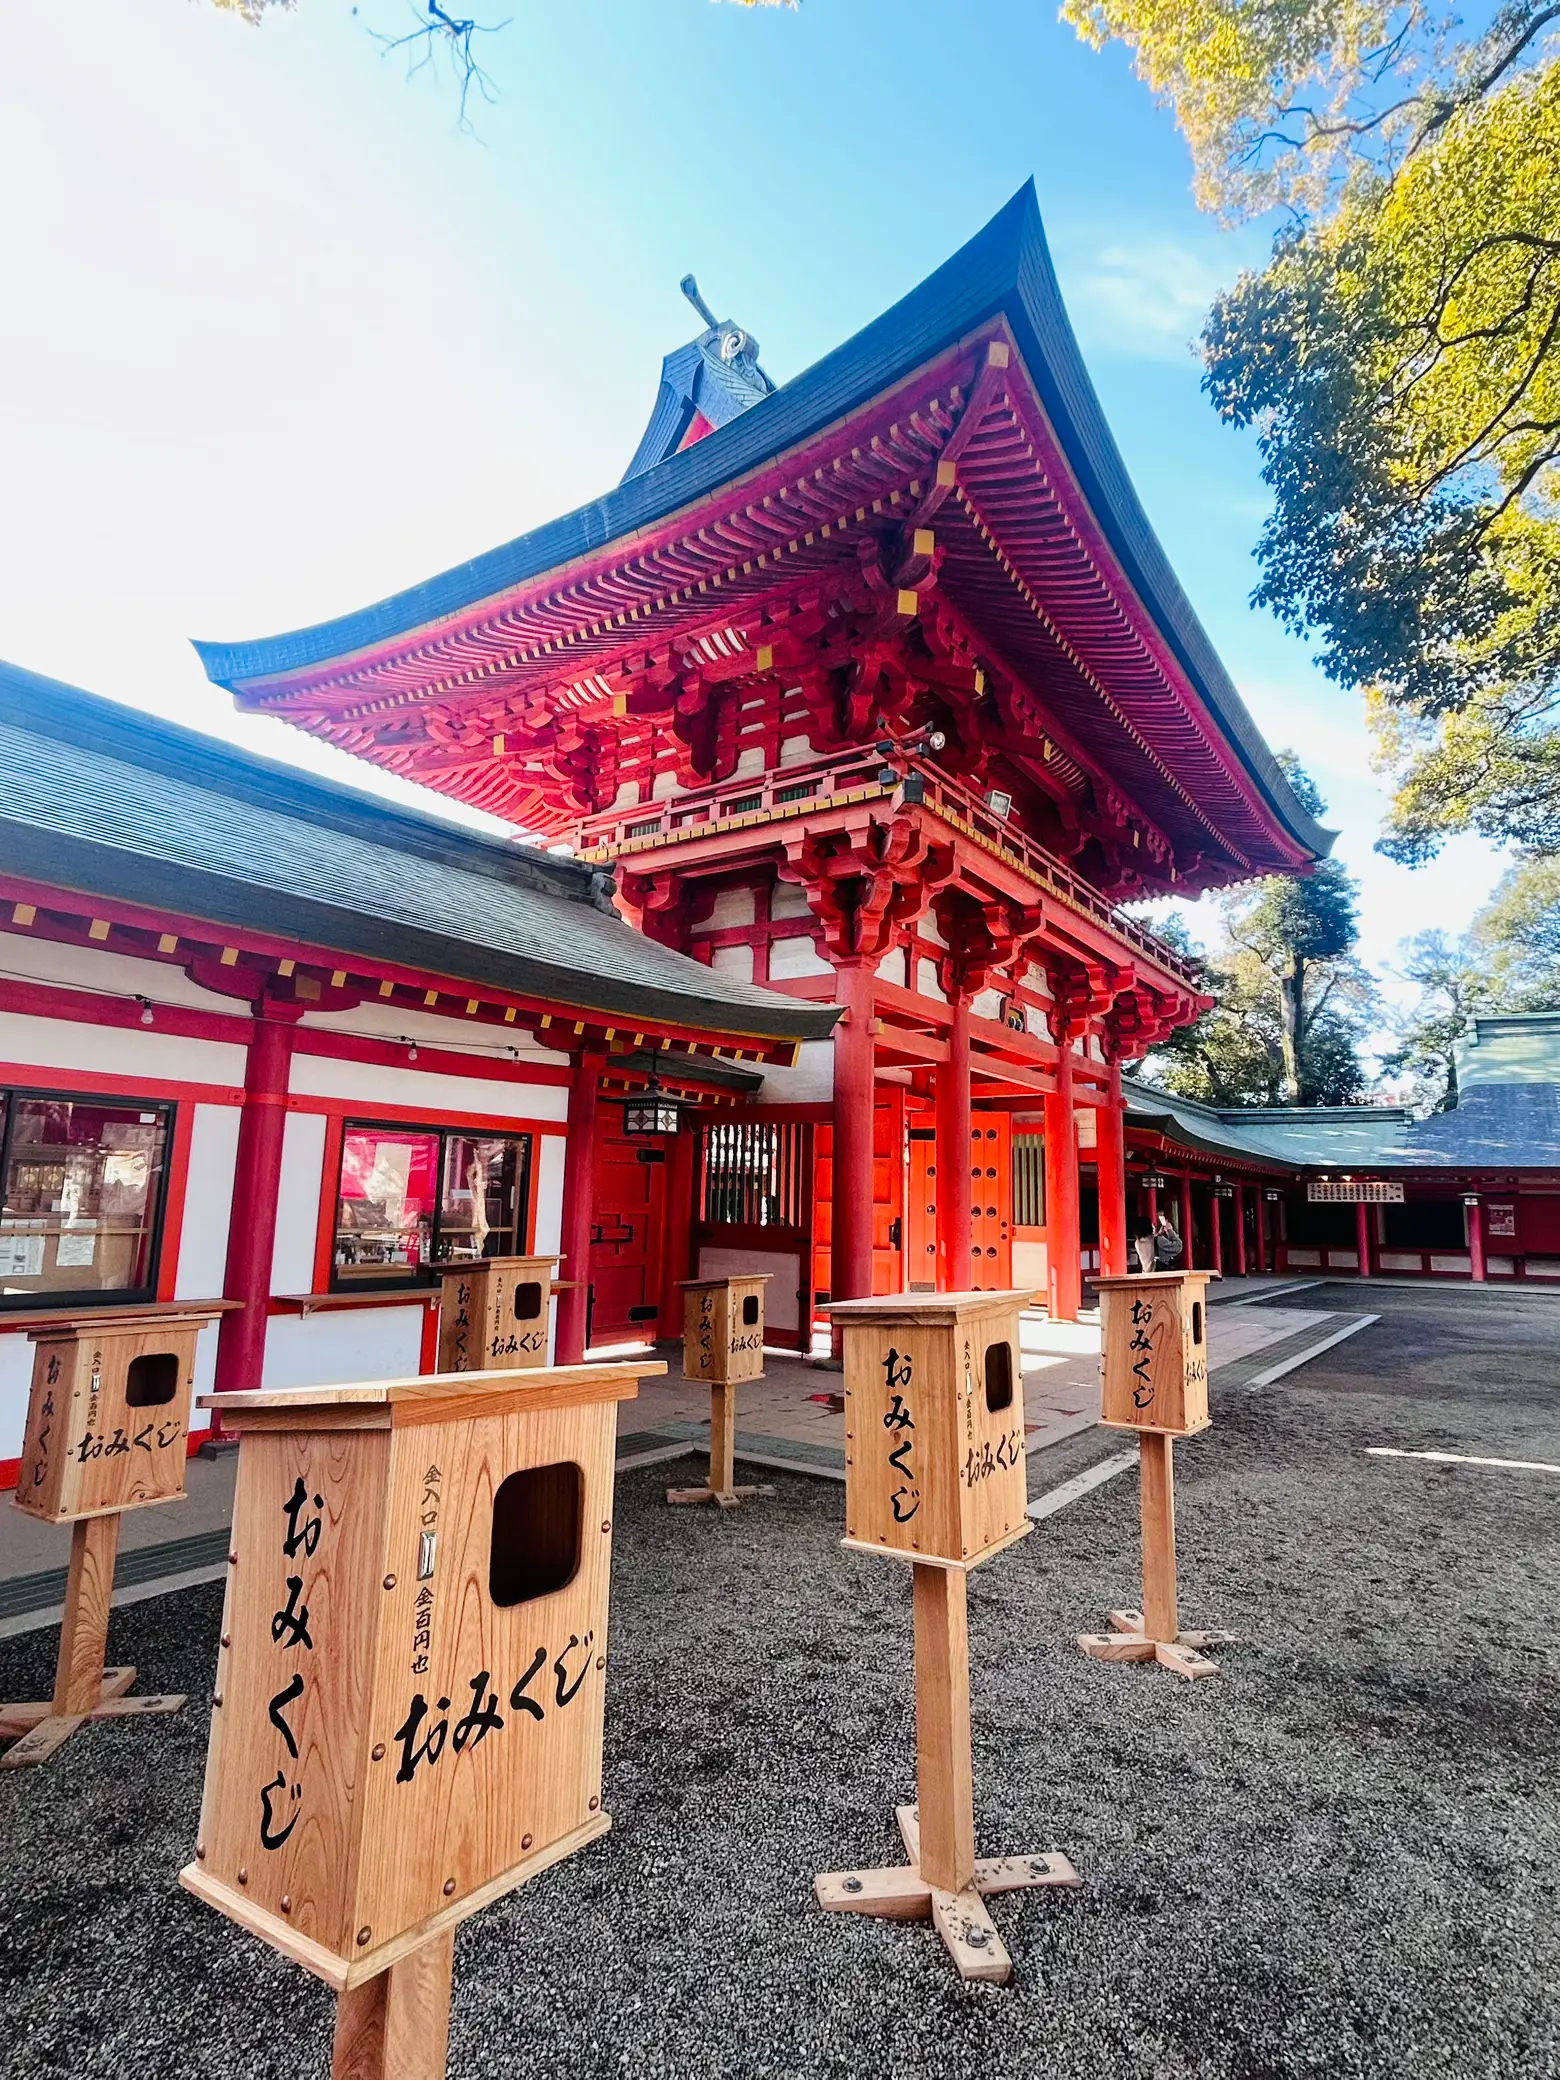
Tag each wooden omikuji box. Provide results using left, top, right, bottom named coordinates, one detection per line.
left=1094, top=1272, right=1214, bottom=1436
left=828, top=1290, right=1034, bottom=1569
left=15, top=1311, right=212, bottom=1523
left=436, top=1255, right=558, bottom=1374
left=679, top=1275, right=768, bottom=1388
left=180, top=1356, right=663, bottom=1989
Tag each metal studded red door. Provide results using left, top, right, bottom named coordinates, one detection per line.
left=588, top=1118, right=668, bottom=1344
left=968, top=1117, right=1012, bottom=1290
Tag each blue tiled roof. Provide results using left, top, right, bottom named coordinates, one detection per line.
left=193, top=185, right=1327, bottom=864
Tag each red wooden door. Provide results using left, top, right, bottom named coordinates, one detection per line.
left=968, top=1117, right=1012, bottom=1290
left=588, top=1121, right=668, bottom=1343
left=907, top=1123, right=939, bottom=1289
left=872, top=1087, right=906, bottom=1294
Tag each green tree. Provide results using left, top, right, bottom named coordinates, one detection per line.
left=1064, top=0, right=1560, bottom=862
left=1380, top=854, right=1560, bottom=1104
left=1135, top=758, right=1375, bottom=1104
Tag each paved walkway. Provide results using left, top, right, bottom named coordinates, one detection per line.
left=0, top=1282, right=1356, bottom=1634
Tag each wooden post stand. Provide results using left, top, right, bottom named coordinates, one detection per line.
left=668, top=1274, right=774, bottom=1509
left=814, top=1292, right=1082, bottom=1984
left=1080, top=1273, right=1233, bottom=1680
left=0, top=1308, right=217, bottom=1767
left=436, top=1255, right=559, bottom=1373
left=180, top=1352, right=664, bottom=2079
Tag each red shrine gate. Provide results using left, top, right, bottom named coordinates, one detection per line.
left=197, top=189, right=1327, bottom=1342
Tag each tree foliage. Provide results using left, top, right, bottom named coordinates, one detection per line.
left=1066, top=0, right=1560, bottom=861
left=1380, top=852, right=1560, bottom=1102
left=1135, top=757, right=1376, bottom=1105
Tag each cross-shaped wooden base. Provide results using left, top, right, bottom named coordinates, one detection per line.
left=0, top=1516, right=186, bottom=1768
left=816, top=1802, right=1082, bottom=1984
left=1078, top=1608, right=1235, bottom=1681
left=665, top=1379, right=775, bottom=1510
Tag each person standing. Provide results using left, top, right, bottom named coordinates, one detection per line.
left=1154, top=1211, right=1184, bottom=1269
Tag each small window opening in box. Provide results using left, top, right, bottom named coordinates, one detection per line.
left=983, top=1341, right=1014, bottom=1412
left=512, top=1281, right=543, bottom=1322
left=741, top=1294, right=759, bottom=1326
left=1191, top=1301, right=1204, bottom=1346
left=490, top=1463, right=583, bottom=1607
left=125, top=1352, right=179, bottom=1407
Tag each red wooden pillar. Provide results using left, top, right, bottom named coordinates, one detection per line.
left=831, top=963, right=877, bottom=1326
left=556, top=1045, right=606, bottom=1363
left=212, top=1008, right=298, bottom=1419
left=1355, top=1196, right=1372, bottom=1279
left=1044, top=1036, right=1081, bottom=1321
left=1210, top=1186, right=1225, bottom=1275
left=1465, top=1194, right=1486, bottom=1283
left=1096, top=1058, right=1128, bottom=1277
left=1254, top=1189, right=1269, bottom=1276
left=936, top=995, right=972, bottom=1291
left=1233, top=1184, right=1247, bottom=1275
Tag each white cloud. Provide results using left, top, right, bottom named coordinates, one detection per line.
left=1069, top=240, right=1230, bottom=363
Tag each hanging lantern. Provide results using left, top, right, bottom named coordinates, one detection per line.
left=622, top=1075, right=686, bottom=1138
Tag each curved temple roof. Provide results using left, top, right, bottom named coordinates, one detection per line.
left=195, top=185, right=1330, bottom=877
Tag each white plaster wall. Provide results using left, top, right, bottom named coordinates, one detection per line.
left=651, top=770, right=684, bottom=801
left=1076, top=1109, right=1098, bottom=1149
left=973, top=989, right=1004, bottom=1020
left=271, top=1111, right=329, bottom=1294
left=288, top=1054, right=568, bottom=1122
left=710, top=944, right=756, bottom=983
left=0, top=1010, right=247, bottom=1089
left=778, top=731, right=813, bottom=766
left=696, top=1246, right=801, bottom=1332
left=917, top=959, right=947, bottom=1002
left=261, top=1307, right=426, bottom=1390
left=769, top=936, right=833, bottom=981
left=734, top=745, right=767, bottom=776
left=174, top=1104, right=241, bottom=1298
left=758, top=1038, right=836, bottom=1104
left=877, top=947, right=908, bottom=987
left=0, top=1333, right=33, bottom=1463
left=532, top=1131, right=566, bottom=1362
left=705, top=890, right=756, bottom=930
left=770, top=883, right=814, bottom=922
left=0, top=931, right=249, bottom=1015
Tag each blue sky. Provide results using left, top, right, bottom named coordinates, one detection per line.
left=0, top=0, right=1506, bottom=1018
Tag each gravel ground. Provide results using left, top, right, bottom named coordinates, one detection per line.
left=3, top=1285, right=1559, bottom=2078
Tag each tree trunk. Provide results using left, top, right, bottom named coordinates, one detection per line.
left=1280, top=957, right=1304, bottom=1104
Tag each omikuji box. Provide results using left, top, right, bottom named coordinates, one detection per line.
left=827, top=1291, right=1034, bottom=1568
left=1094, top=1272, right=1214, bottom=1436
left=15, top=1311, right=213, bottom=1523
left=437, top=1255, right=558, bottom=1374
left=180, top=1357, right=662, bottom=1989
left=679, top=1274, right=768, bottom=1388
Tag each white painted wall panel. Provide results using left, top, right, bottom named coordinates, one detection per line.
left=287, top=1054, right=568, bottom=1121
left=271, top=1111, right=328, bottom=1294
left=769, top=936, right=832, bottom=980
left=532, top=1131, right=567, bottom=1363
left=174, top=1104, right=241, bottom=1298
left=710, top=944, right=756, bottom=983
left=299, top=1004, right=568, bottom=1063
left=261, top=1308, right=426, bottom=1390
left=0, top=1011, right=246, bottom=1089
left=0, top=1333, right=33, bottom=1462
left=759, top=1038, right=836, bottom=1104
left=696, top=1245, right=801, bottom=1332
left=0, top=934, right=247, bottom=1014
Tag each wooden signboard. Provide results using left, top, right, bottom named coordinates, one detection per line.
left=2, top=1307, right=219, bottom=1768
left=833, top=1290, right=1031, bottom=1569
left=815, top=1291, right=1081, bottom=1984
left=436, top=1256, right=558, bottom=1374
left=669, top=1276, right=772, bottom=1510
left=1082, top=1272, right=1231, bottom=1681
left=180, top=1355, right=663, bottom=2080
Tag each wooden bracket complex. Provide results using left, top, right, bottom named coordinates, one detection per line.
left=815, top=1564, right=1081, bottom=1983
left=0, top=1515, right=185, bottom=1768
left=666, top=1382, right=776, bottom=1510
left=1077, top=1434, right=1235, bottom=1681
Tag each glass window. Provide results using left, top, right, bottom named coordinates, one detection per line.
left=0, top=1091, right=173, bottom=1308
left=332, top=1123, right=532, bottom=1288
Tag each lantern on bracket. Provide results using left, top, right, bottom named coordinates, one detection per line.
left=622, top=1074, right=689, bottom=1138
